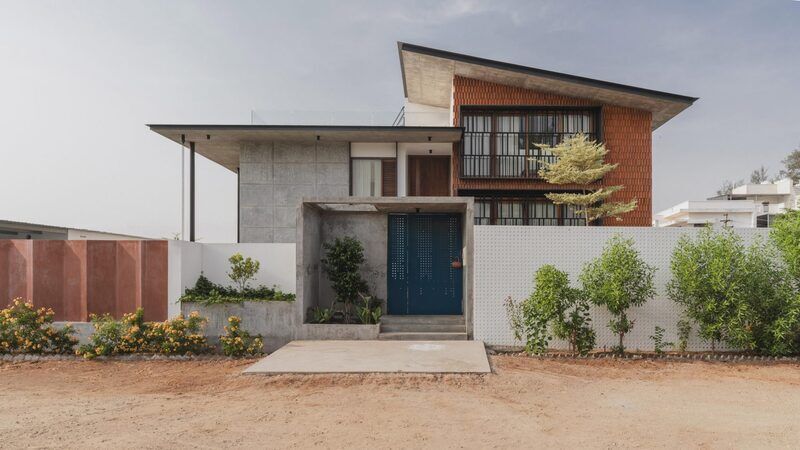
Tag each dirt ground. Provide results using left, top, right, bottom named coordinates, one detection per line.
left=1, top=356, right=799, bottom=449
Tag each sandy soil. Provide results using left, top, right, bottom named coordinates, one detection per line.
left=1, top=356, right=799, bottom=449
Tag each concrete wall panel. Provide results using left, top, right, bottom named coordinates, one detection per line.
left=239, top=141, right=349, bottom=243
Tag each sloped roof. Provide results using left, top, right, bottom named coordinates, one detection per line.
left=398, top=42, right=697, bottom=130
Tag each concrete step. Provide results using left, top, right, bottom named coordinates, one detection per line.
left=380, top=323, right=466, bottom=333
left=380, top=315, right=465, bottom=326
left=377, top=332, right=468, bottom=341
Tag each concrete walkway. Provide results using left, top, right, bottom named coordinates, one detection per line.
left=243, top=340, right=491, bottom=374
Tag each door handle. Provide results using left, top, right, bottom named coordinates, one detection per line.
left=451, top=259, right=463, bottom=269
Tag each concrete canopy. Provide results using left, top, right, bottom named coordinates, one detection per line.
left=148, top=124, right=463, bottom=172
left=398, top=42, right=698, bottom=130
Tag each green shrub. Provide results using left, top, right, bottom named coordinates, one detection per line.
left=321, top=236, right=369, bottom=323
left=308, top=306, right=333, bottom=324
left=649, top=326, right=673, bottom=355
left=508, top=265, right=596, bottom=355
left=180, top=273, right=295, bottom=305
left=355, top=293, right=382, bottom=325
left=772, top=210, right=800, bottom=282
left=220, top=316, right=263, bottom=357
left=0, top=299, right=77, bottom=354
left=668, top=227, right=800, bottom=355
left=581, top=235, right=655, bottom=354
left=78, top=309, right=210, bottom=359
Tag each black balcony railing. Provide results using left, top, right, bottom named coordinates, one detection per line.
left=460, top=131, right=597, bottom=179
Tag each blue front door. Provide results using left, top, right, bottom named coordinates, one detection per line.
left=387, top=214, right=463, bottom=315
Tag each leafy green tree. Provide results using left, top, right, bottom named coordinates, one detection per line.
left=537, top=133, right=637, bottom=225
left=512, top=265, right=596, bottom=355
left=227, top=253, right=260, bottom=292
left=322, top=236, right=369, bottom=322
left=580, top=235, right=655, bottom=353
left=779, top=146, right=800, bottom=183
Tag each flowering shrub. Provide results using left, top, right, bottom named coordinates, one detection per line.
left=220, top=316, right=263, bottom=357
left=0, top=299, right=77, bottom=354
left=146, top=312, right=210, bottom=355
left=78, top=308, right=210, bottom=359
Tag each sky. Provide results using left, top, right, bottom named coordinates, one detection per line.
left=1, top=0, right=798, bottom=241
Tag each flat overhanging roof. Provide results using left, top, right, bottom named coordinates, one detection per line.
left=148, top=124, right=463, bottom=172
left=398, top=42, right=698, bottom=130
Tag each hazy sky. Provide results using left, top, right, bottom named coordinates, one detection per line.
left=1, top=0, right=798, bottom=241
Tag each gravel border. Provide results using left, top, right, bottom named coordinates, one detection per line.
left=488, top=348, right=800, bottom=363
left=0, top=353, right=261, bottom=362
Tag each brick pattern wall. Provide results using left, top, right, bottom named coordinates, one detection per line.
left=451, top=75, right=652, bottom=226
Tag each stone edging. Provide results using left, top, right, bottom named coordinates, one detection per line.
left=489, top=349, right=800, bottom=363
left=0, top=354, right=260, bottom=362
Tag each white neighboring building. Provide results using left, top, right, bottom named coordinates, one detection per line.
left=0, top=219, right=146, bottom=240
left=654, top=178, right=799, bottom=228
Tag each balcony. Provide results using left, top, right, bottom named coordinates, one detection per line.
left=459, top=131, right=597, bottom=179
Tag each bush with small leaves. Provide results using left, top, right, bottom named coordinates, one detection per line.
left=0, top=299, right=77, bottom=354
left=509, top=265, right=596, bottom=355
left=220, top=316, right=263, bottom=357
left=78, top=309, right=210, bottom=359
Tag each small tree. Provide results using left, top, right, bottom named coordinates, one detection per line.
left=667, top=227, right=747, bottom=351
left=537, top=133, right=637, bottom=225
left=227, top=253, right=260, bottom=292
left=779, top=146, right=800, bottom=183
left=321, top=236, right=369, bottom=322
left=750, top=165, right=769, bottom=184
left=716, top=179, right=744, bottom=197
left=581, top=235, right=655, bottom=353
left=507, top=265, right=595, bottom=355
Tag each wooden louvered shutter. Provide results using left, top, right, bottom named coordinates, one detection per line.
left=382, top=159, right=397, bottom=197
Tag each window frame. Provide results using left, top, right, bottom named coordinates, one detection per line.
left=349, top=157, right=397, bottom=197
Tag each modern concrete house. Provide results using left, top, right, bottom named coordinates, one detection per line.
left=654, top=178, right=799, bottom=228
left=149, top=42, right=696, bottom=340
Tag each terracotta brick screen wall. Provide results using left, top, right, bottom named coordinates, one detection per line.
left=0, top=240, right=168, bottom=322
left=452, top=75, right=653, bottom=226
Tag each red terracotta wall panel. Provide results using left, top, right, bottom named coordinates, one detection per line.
left=63, top=241, right=87, bottom=321
left=115, top=241, right=141, bottom=318
left=86, top=241, right=117, bottom=317
left=0, top=241, right=32, bottom=305
left=31, top=241, right=65, bottom=318
left=141, top=241, right=168, bottom=321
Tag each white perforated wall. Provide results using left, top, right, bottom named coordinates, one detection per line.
left=473, top=226, right=770, bottom=351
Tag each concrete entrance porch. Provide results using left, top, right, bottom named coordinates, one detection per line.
left=243, top=340, right=491, bottom=374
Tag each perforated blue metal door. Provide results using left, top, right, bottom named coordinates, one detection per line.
left=387, top=214, right=463, bottom=315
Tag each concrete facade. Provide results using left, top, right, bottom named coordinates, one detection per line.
left=239, top=141, right=350, bottom=243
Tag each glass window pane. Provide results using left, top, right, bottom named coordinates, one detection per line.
left=351, top=159, right=382, bottom=196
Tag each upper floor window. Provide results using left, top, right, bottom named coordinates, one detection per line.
left=351, top=158, right=397, bottom=197
left=461, top=108, right=599, bottom=178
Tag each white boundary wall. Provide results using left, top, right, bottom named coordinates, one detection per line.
left=168, top=241, right=296, bottom=318
left=474, top=226, right=770, bottom=351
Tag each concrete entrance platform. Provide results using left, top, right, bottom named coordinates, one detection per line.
left=243, top=340, right=491, bottom=374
